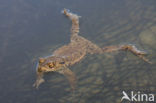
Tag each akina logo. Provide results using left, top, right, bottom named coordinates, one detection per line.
left=121, top=91, right=155, bottom=102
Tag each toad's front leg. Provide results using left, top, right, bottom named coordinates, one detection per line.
left=33, top=71, right=45, bottom=89
left=58, top=66, right=77, bottom=91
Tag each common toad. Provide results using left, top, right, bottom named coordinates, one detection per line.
left=33, top=9, right=151, bottom=90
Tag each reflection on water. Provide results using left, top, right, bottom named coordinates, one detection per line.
left=0, top=0, right=156, bottom=103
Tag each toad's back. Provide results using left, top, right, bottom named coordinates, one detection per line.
left=52, top=32, right=103, bottom=65
left=53, top=39, right=87, bottom=66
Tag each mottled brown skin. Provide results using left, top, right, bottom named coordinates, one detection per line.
left=33, top=9, right=151, bottom=90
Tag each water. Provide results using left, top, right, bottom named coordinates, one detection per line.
left=0, top=0, right=156, bottom=103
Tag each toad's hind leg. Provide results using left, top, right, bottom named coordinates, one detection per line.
left=63, top=9, right=80, bottom=42
left=118, top=45, right=152, bottom=64
left=87, top=44, right=152, bottom=64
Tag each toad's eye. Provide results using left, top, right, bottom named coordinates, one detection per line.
left=39, top=58, right=45, bottom=63
left=48, top=63, right=54, bottom=68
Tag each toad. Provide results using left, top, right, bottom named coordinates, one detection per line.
left=33, top=9, right=151, bottom=90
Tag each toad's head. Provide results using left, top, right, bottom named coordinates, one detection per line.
left=37, top=57, right=65, bottom=73
left=33, top=57, right=65, bottom=89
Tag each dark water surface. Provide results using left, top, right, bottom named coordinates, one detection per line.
left=0, top=0, right=156, bottom=103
